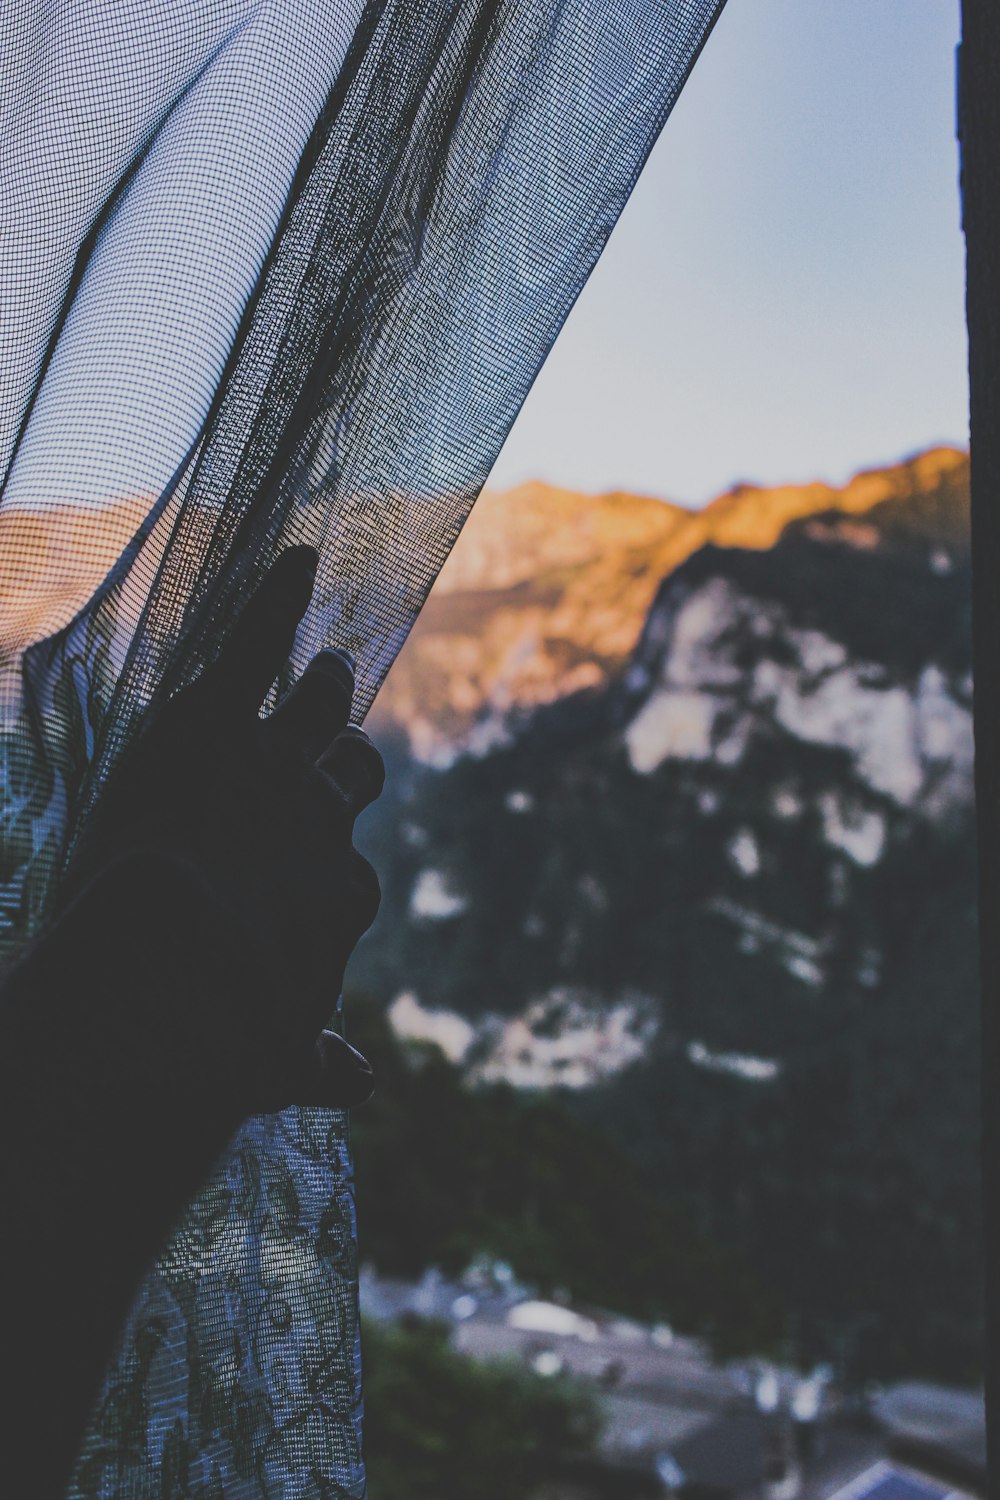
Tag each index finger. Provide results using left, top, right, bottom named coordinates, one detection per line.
left=211, top=546, right=318, bottom=714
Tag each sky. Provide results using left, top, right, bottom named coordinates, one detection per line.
left=488, top=0, right=967, bottom=508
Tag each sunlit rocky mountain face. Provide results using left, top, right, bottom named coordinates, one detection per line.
left=353, top=446, right=982, bottom=1381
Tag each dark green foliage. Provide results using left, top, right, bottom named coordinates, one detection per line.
left=583, top=821, right=984, bottom=1383
left=351, top=492, right=982, bottom=1385
left=361, top=1317, right=598, bottom=1500
left=355, top=716, right=983, bottom=1379
left=355, top=716, right=982, bottom=1380
left=349, top=1001, right=780, bottom=1353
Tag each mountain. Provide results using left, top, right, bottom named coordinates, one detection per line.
left=367, top=446, right=968, bottom=762
left=351, top=446, right=981, bottom=1383
left=0, top=494, right=152, bottom=664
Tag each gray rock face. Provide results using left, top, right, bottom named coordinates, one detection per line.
left=624, top=574, right=973, bottom=815
left=353, top=452, right=980, bottom=1382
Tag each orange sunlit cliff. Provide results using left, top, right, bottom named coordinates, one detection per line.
left=0, top=496, right=153, bottom=662
left=0, top=448, right=967, bottom=717
left=370, top=446, right=969, bottom=757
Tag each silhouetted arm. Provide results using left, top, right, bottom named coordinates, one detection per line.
left=0, top=547, right=384, bottom=1496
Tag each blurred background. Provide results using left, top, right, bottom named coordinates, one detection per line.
left=348, top=3, right=984, bottom=1496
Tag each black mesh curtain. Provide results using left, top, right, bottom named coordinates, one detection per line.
left=0, top=0, right=725, bottom=1492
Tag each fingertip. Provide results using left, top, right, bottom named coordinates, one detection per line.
left=282, top=543, right=320, bottom=575
left=267, top=649, right=355, bottom=759
left=214, top=546, right=320, bottom=711
left=302, top=649, right=356, bottom=702
left=273, top=545, right=319, bottom=607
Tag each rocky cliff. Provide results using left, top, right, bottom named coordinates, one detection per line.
left=368, top=446, right=969, bottom=764
left=354, top=445, right=980, bottom=1381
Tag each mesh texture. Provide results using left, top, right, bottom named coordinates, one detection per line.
left=0, top=0, right=726, bottom=1493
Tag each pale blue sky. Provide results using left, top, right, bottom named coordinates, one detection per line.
left=489, top=0, right=967, bottom=507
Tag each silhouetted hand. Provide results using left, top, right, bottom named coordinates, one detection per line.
left=0, top=547, right=385, bottom=1496
left=64, top=544, right=383, bottom=1119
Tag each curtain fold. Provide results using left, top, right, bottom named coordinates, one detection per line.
left=0, top=0, right=726, bottom=1492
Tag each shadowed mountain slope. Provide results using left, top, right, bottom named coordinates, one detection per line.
left=353, top=447, right=979, bottom=1382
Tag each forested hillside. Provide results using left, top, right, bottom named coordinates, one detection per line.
left=350, top=447, right=981, bottom=1383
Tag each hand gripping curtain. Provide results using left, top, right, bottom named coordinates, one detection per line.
left=0, top=0, right=725, bottom=1493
